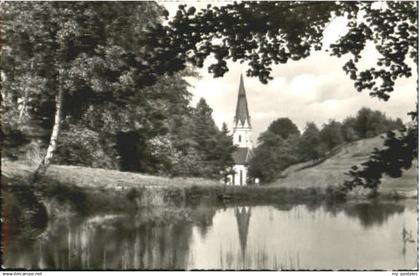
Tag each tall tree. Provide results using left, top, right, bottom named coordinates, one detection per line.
left=1, top=2, right=167, bottom=178
left=150, top=2, right=416, bottom=99
left=320, top=120, right=344, bottom=151
left=342, top=117, right=360, bottom=142
left=248, top=118, right=300, bottom=183
left=58, top=71, right=195, bottom=173
left=353, top=107, right=404, bottom=139
left=190, top=98, right=235, bottom=179
left=216, top=123, right=236, bottom=181
left=267, top=118, right=300, bottom=139
left=298, top=122, right=325, bottom=161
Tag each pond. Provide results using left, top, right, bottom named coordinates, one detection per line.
left=3, top=200, right=417, bottom=270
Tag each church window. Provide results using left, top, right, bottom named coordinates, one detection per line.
left=240, top=170, right=243, bottom=186
left=239, top=135, right=242, bottom=142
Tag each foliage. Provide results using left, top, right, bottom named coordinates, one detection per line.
left=249, top=120, right=300, bottom=182
left=341, top=117, right=360, bottom=142
left=54, top=124, right=118, bottom=169
left=320, top=120, right=344, bottom=151
left=150, top=2, right=416, bottom=101
left=217, top=123, right=237, bottom=179
left=82, top=95, right=235, bottom=179
left=249, top=108, right=405, bottom=184
left=352, top=107, right=404, bottom=139
left=1, top=2, right=172, bottom=175
left=188, top=99, right=235, bottom=179
left=2, top=2, right=165, bottom=118
left=329, top=2, right=417, bottom=101
left=2, top=3, right=232, bottom=180
left=1, top=84, right=45, bottom=159
left=298, top=122, right=326, bottom=161
left=149, top=2, right=345, bottom=82
left=267, top=118, right=300, bottom=139
left=344, top=117, right=417, bottom=192
left=69, top=71, right=194, bottom=174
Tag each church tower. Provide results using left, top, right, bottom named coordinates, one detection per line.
left=229, top=74, right=253, bottom=186
left=233, top=74, right=252, bottom=148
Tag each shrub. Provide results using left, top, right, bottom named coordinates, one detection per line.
left=54, top=124, right=118, bottom=169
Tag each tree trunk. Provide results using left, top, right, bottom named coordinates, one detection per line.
left=33, top=79, right=64, bottom=181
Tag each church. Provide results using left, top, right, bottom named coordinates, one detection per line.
left=227, top=74, right=254, bottom=186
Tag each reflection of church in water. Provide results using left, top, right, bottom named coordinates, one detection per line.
left=226, top=75, right=254, bottom=186
left=234, top=206, right=252, bottom=261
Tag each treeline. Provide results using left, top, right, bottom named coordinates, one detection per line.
left=248, top=108, right=404, bottom=183
left=1, top=2, right=234, bottom=179
left=3, top=72, right=235, bottom=179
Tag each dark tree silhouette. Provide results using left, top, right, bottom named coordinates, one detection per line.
left=149, top=1, right=416, bottom=101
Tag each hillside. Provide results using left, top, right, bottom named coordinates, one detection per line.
left=271, top=135, right=417, bottom=197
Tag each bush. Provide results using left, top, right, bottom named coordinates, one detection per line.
left=54, top=124, right=118, bottom=169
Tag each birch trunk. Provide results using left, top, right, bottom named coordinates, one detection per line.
left=33, top=78, right=64, bottom=180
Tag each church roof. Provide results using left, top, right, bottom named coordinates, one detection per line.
left=234, top=74, right=251, bottom=127
left=233, top=147, right=252, bottom=165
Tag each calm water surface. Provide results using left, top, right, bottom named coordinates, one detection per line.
left=4, top=201, right=417, bottom=270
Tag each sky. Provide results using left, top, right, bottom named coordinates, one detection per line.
left=161, top=1, right=417, bottom=143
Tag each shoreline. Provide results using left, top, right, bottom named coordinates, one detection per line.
left=2, top=160, right=416, bottom=243
left=3, top=160, right=415, bottom=215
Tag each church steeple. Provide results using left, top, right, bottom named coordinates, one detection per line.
left=229, top=74, right=253, bottom=186
left=234, top=74, right=251, bottom=127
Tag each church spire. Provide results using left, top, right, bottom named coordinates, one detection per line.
left=234, top=74, right=251, bottom=127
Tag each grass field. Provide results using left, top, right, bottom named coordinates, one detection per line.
left=2, top=159, right=348, bottom=216
left=271, top=135, right=417, bottom=197
left=2, top=160, right=223, bottom=189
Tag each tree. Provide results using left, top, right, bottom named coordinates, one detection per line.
left=298, top=123, right=326, bottom=161
left=344, top=123, right=417, bottom=192
left=353, top=107, right=404, bottom=139
left=216, top=123, right=236, bottom=181
left=1, top=2, right=169, bottom=178
left=150, top=2, right=416, bottom=100
left=342, top=117, right=360, bottom=142
left=320, top=120, right=344, bottom=151
left=248, top=118, right=300, bottom=183
left=65, top=71, right=194, bottom=174
left=53, top=123, right=118, bottom=169
left=267, top=118, right=300, bottom=139
left=190, top=98, right=235, bottom=179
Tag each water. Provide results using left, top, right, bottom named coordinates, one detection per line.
left=3, top=201, right=417, bottom=270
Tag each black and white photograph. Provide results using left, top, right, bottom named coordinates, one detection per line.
left=1, top=0, right=418, bottom=272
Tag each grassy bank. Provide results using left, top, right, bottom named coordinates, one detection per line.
left=2, top=160, right=349, bottom=217
left=271, top=135, right=417, bottom=199
left=2, top=160, right=221, bottom=189
left=3, top=151, right=415, bottom=220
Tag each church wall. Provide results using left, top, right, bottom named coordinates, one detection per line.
left=231, top=164, right=248, bottom=186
